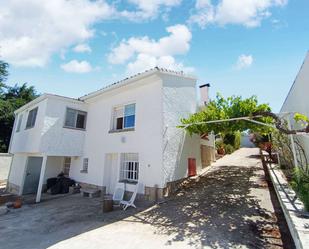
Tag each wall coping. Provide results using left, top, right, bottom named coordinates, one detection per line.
left=265, top=161, right=309, bottom=249
left=0, top=153, right=12, bottom=157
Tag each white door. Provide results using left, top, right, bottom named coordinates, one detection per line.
left=103, top=153, right=119, bottom=194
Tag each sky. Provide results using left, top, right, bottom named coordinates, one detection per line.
left=0, top=0, right=308, bottom=112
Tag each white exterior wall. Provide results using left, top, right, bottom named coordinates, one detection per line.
left=69, top=75, right=164, bottom=193
left=9, top=96, right=87, bottom=156
left=44, top=157, right=64, bottom=182
left=161, top=74, right=201, bottom=184
left=7, top=153, right=27, bottom=190
left=10, top=99, right=47, bottom=154
left=281, top=53, right=309, bottom=160
left=40, top=98, right=87, bottom=156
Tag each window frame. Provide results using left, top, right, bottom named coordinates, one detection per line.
left=119, top=153, right=139, bottom=183
left=111, top=103, right=136, bottom=132
left=81, top=158, right=88, bottom=173
left=64, top=107, right=87, bottom=130
left=63, top=157, right=71, bottom=176
left=16, top=114, right=23, bottom=132
left=25, top=107, right=38, bottom=129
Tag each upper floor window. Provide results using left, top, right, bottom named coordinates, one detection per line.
left=26, top=107, right=38, bottom=129
left=16, top=114, right=23, bottom=132
left=112, top=103, right=135, bottom=131
left=64, top=108, right=87, bottom=130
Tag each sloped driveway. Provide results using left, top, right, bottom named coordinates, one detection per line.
left=0, top=148, right=294, bottom=249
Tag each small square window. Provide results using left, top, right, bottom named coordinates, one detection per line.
left=112, top=103, right=135, bottom=131
left=64, top=108, right=87, bottom=130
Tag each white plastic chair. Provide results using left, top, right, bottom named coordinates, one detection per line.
left=112, top=182, right=125, bottom=205
left=120, top=183, right=140, bottom=210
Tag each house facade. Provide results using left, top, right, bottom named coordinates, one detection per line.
left=281, top=52, right=309, bottom=159
left=7, top=68, right=215, bottom=202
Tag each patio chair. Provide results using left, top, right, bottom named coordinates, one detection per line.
left=120, top=183, right=140, bottom=210
left=112, top=182, right=125, bottom=205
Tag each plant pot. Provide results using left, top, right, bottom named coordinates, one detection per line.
left=217, top=148, right=225, bottom=155
left=13, top=199, right=22, bottom=209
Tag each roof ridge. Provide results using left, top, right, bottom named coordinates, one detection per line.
left=80, top=67, right=193, bottom=100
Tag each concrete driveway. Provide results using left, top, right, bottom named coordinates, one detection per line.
left=0, top=148, right=294, bottom=249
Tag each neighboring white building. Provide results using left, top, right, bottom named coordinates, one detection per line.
left=7, top=68, right=215, bottom=202
left=281, top=52, right=309, bottom=159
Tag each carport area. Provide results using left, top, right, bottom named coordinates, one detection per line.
left=0, top=148, right=294, bottom=249
left=8, top=154, right=74, bottom=202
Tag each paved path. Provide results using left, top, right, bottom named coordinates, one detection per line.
left=0, top=148, right=293, bottom=249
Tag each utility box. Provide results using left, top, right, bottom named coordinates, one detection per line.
left=188, top=158, right=197, bottom=177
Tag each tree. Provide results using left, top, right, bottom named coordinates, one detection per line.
left=180, top=94, right=273, bottom=136
left=0, top=61, right=38, bottom=152
left=180, top=94, right=309, bottom=136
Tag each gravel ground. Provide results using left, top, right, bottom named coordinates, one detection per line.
left=0, top=148, right=294, bottom=249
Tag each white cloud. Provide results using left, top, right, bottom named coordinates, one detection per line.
left=189, top=0, right=288, bottom=28
left=0, top=0, right=115, bottom=67
left=108, top=24, right=193, bottom=74
left=73, top=43, right=92, bottom=53
left=61, top=60, right=93, bottom=73
left=120, top=0, right=182, bottom=21
left=0, top=0, right=182, bottom=67
left=235, top=54, right=253, bottom=70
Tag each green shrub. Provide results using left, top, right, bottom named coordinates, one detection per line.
left=215, top=140, right=224, bottom=150
left=291, top=168, right=309, bottom=211
left=224, top=144, right=235, bottom=154
left=234, top=131, right=241, bottom=149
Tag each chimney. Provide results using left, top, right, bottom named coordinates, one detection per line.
left=199, top=83, right=210, bottom=106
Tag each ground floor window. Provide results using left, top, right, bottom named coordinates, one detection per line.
left=120, top=153, right=139, bottom=182
left=63, top=157, right=71, bottom=176
left=81, top=158, right=89, bottom=173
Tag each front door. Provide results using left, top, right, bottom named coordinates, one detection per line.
left=103, top=153, right=119, bottom=194
left=23, top=157, right=43, bottom=195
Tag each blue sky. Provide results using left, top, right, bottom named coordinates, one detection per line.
left=1, top=0, right=308, bottom=112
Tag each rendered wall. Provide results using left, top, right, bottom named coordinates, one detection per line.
left=44, top=156, right=63, bottom=182
left=0, top=153, right=12, bottom=181
left=69, top=75, right=164, bottom=193
left=40, top=98, right=87, bottom=156
left=7, top=153, right=27, bottom=191
left=161, top=74, right=201, bottom=184
left=9, top=99, right=47, bottom=154
left=281, top=53, right=309, bottom=161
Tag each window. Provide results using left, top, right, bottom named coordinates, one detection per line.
left=64, top=108, right=87, bottom=130
left=81, top=158, right=88, bottom=173
left=120, top=153, right=139, bottom=182
left=26, top=107, right=38, bottom=129
left=112, top=103, right=135, bottom=131
left=63, top=157, right=71, bottom=176
left=16, top=114, right=23, bottom=132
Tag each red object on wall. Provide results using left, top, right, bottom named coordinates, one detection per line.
left=188, top=158, right=197, bottom=177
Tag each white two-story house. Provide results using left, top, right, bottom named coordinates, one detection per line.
left=7, top=68, right=215, bottom=202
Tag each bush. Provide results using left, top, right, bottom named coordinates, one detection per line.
left=291, top=168, right=309, bottom=211
left=215, top=139, right=224, bottom=150
left=234, top=131, right=241, bottom=150
left=224, top=144, right=235, bottom=154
